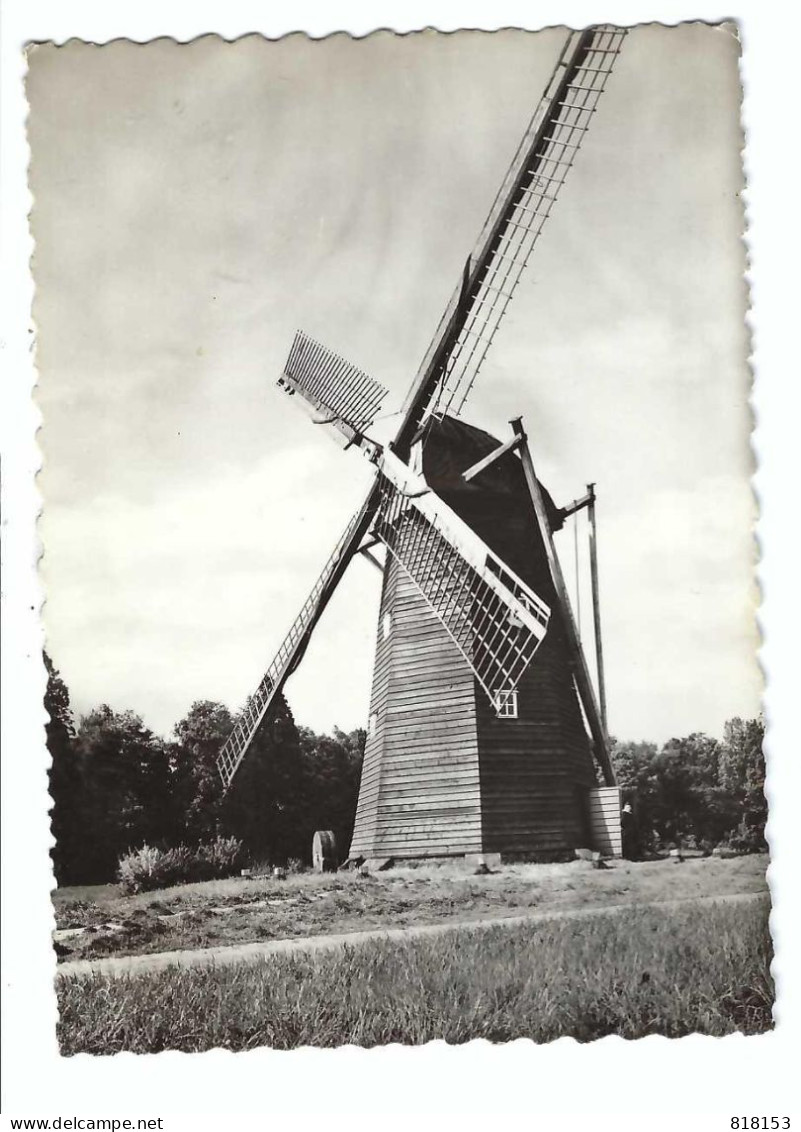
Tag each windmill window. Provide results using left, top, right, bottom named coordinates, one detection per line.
left=494, top=689, right=519, bottom=719
left=368, top=712, right=378, bottom=737
left=382, top=612, right=392, bottom=640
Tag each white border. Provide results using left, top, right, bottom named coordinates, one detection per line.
left=1, top=0, right=799, bottom=1122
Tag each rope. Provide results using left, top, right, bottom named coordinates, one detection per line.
left=371, top=406, right=404, bottom=423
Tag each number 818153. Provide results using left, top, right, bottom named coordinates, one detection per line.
left=731, top=1120, right=790, bottom=1129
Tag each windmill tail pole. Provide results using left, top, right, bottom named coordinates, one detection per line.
left=587, top=483, right=608, bottom=739
left=510, top=417, right=617, bottom=787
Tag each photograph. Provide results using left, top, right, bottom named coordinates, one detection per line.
left=26, top=21, right=769, bottom=1055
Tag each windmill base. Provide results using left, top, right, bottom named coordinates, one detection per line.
left=345, top=849, right=604, bottom=871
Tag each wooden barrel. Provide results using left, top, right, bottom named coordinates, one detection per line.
left=312, top=830, right=337, bottom=873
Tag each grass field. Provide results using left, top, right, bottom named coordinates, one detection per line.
left=57, top=894, right=774, bottom=1053
left=52, top=854, right=768, bottom=964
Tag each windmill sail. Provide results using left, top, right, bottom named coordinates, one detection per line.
left=218, top=28, right=625, bottom=795
left=279, top=331, right=388, bottom=449
left=397, top=25, right=627, bottom=451
left=216, top=493, right=376, bottom=791
left=376, top=450, right=550, bottom=701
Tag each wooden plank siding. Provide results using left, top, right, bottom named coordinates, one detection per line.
left=349, top=554, right=483, bottom=859
left=349, top=415, right=603, bottom=860
left=588, top=786, right=623, bottom=857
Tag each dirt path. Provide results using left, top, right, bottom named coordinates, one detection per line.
left=56, top=890, right=767, bottom=980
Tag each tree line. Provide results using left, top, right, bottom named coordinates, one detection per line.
left=46, top=655, right=364, bottom=885
left=45, top=654, right=766, bottom=886
left=610, top=721, right=767, bottom=856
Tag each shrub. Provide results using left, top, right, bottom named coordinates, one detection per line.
left=117, top=837, right=247, bottom=894
left=117, top=845, right=164, bottom=895
left=195, top=836, right=248, bottom=880
left=728, top=815, right=768, bottom=854
left=247, top=856, right=274, bottom=877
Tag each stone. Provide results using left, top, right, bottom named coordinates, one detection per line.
left=364, top=857, right=394, bottom=872
left=464, top=853, right=502, bottom=870
left=338, top=856, right=365, bottom=872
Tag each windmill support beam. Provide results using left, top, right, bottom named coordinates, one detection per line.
left=359, top=545, right=384, bottom=574
left=461, top=434, right=523, bottom=482
left=561, top=490, right=594, bottom=519
left=587, top=482, right=608, bottom=737
left=509, top=417, right=616, bottom=787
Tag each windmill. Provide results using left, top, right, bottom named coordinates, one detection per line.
left=216, top=25, right=628, bottom=865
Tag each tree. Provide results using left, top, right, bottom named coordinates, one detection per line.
left=295, top=726, right=365, bottom=860
left=609, top=739, right=658, bottom=856
left=718, top=716, right=767, bottom=850
left=653, top=732, right=728, bottom=847
left=45, top=653, right=82, bottom=885
left=171, top=694, right=305, bottom=863
left=610, top=739, right=659, bottom=795
left=171, top=700, right=233, bottom=843
left=223, top=694, right=303, bottom=862
left=75, top=706, right=172, bottom=881
left=611, top=733, right=728, bottom=851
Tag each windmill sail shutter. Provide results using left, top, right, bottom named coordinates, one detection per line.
left=280, top=331, right=388, bottom=438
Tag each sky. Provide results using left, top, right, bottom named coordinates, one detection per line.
left=27, top=23, right=758, bottom=744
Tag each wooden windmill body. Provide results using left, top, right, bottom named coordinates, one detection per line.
left=215, top=26, right=628, bottom=862
left=352, top=417, right=598, bottom=861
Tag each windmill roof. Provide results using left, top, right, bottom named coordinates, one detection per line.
left=421, top=414, right=564, bottom=531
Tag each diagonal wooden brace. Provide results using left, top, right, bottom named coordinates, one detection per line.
left=461, top=434, right=523, bottom=482
left=510, top=417, right=616, bottom=786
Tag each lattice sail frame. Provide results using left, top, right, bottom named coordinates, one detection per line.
left=376, top=450, right=551, bottom=702
left=279, top=330, right=388, bottom=443
left=216, top=497, right=375, bottom=790
left=427, top=25, right=627, bottom=421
